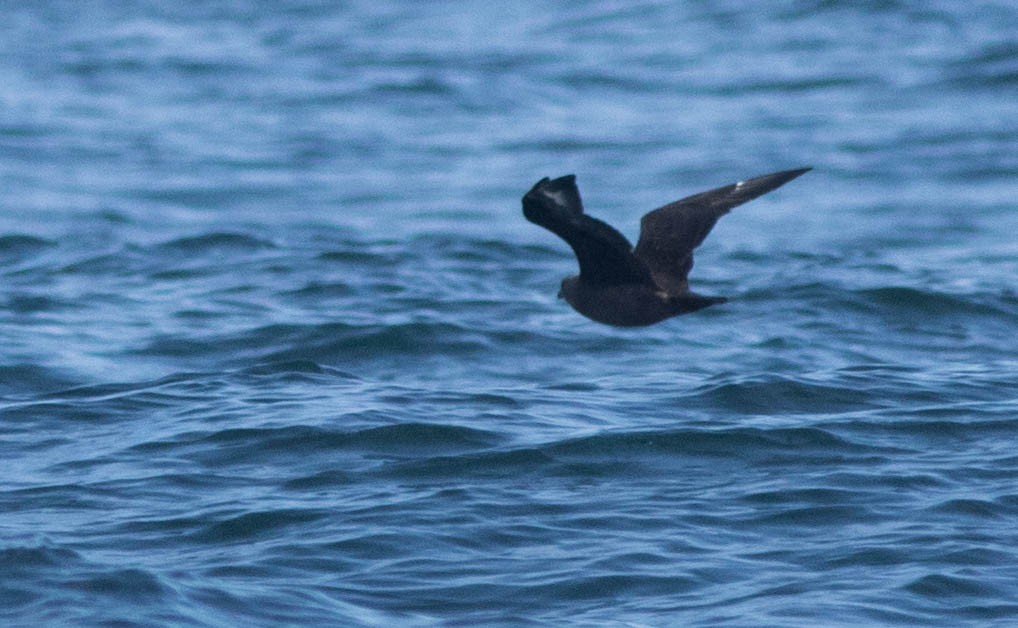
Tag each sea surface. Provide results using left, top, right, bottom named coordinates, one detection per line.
left=3, top=1, right=1018, bottom=625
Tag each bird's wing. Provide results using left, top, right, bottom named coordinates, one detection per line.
left=523, top=175, right=655, bottom=287
left=633, top=167, right=811, bottom=294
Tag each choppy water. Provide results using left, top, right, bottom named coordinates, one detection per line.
left=3, top=1, right=1018, bottom=625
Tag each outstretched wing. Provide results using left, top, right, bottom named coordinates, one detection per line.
left=633, top=167, right=811, bottom=294
left=522, top=175, right=654, bottom=287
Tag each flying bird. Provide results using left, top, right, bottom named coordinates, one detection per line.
left=522, top=167, right=811, bottom=326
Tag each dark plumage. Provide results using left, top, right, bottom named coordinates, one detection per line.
left=522, top=167, right=811, bottom=326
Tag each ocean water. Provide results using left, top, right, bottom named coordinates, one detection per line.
left=3, top=1, right=1018, bottom=625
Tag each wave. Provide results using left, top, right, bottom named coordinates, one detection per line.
left=0, top=364, right=79, bottom=398
left=0, top=234, right=55, bottom=262
left=133, top=320, right=504, bottom=367
left=855, top=286, right=1016, bottom=317
left=129, top=421, right=504, bottom=472
left=156, top=232, right=276, bottom=254
left=0, top=544, right=83, bottom=571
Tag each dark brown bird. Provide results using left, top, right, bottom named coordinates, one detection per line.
left=522, top=167, right=811, bottom=326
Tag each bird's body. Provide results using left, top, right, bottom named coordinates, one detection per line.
left=558, top=277, right=725, bottom=327
left=522, top=168, right=810, bottom=326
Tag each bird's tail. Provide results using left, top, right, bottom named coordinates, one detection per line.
left=668, top=293, right=727, bottom=315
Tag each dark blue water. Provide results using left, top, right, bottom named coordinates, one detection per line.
left=3, top=1, right=1018, bottom=625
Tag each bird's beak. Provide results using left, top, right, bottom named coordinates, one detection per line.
left=557, top=289, right=564, bottom=300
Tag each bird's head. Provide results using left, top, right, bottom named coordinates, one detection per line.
left=558, top=275, right=580, bottom=304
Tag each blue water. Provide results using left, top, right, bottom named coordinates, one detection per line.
left=3, top=1, right=1018, bottom=625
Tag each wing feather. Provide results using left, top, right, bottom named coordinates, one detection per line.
left=522, top=175, right=653, bottom=287
left=633, top=167, right=811, bottom=294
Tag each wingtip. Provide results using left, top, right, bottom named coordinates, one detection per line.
left=544, top=174, right=576, bottom=189
left=743, top=166, right=812, bottom=191
left=522, top=173, right=585, bottom=221
left=526, top=174, right=575, bottom=193
left=525, top=177, right=551, bottom=198
left=778, top=166, right=812, bottom=179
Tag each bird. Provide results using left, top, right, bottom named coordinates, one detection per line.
left=521, top=167, right=811, bottom=327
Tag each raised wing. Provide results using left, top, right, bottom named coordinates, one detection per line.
left=522, top=175, right=654, bottom=287
left=633, top=167, right=811, bottom=294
